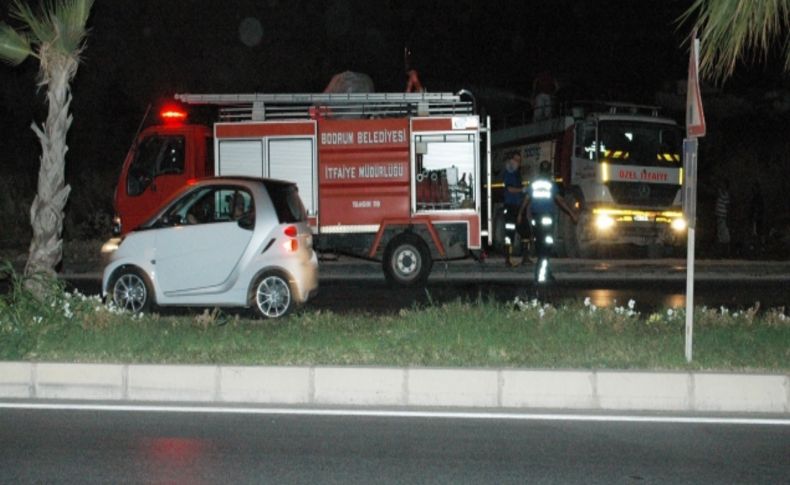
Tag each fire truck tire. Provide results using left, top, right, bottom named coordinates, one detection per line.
left=109, top=267, right=154, bottom=314
left=383, top=233, right=433, bottom=287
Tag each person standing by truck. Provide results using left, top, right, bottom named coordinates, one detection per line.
left=714, top=178, right=732, bottom=257
left=518, top=161, right=578, bottom=284
left=502, top=151, right=530, bottom=266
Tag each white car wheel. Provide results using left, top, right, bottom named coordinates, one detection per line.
left=111, top=270, right=152, bottom=314
left=255, top=274, right=293, bottom=318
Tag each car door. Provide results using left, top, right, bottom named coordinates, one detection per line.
left=154, top=186, right=255, bottom=294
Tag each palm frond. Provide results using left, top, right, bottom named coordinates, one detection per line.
left=0, top=22, right=33, bottom=66
left=679, top=0, right=790, bottom=82
left=52, top=0, right=95, bottom=53
left=9, top=0, right=94, bottom=55
left=10, top=0, right=56, bottom=46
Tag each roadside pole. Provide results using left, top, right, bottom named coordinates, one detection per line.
left=683, top=139, right=698, bottom=362
left=684, top=34, right=706, bottom=362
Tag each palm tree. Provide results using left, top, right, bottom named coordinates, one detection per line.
left=0, top=0, right=94, bottom=292
left=681, top=0, right=790, bottom=81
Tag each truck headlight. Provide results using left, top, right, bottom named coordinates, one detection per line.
left=671, top=218, right=687, bottom=232
left=595, top=214, right=615, bottom=230
left=112, top=215, right=122, bottom=236
left=101, top=237, right=122, bottom=256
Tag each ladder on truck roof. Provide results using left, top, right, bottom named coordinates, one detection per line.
left=572, top=100, right=662, bottom=117
left=174, top=92, right=474, bottom=121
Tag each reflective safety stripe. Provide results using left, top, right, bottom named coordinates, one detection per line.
left=537, top=258, right=548, bottom=283
left=545, top=235, right=554, bottom=245
left=505, top=223, right=516, bottom=230
left=504, top=237, right=511, bottom=245
left=531, top=180, right=553, bottom=200
left=541, top=216, right=552, bottom=226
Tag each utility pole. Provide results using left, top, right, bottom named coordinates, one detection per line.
left=684, top=33, right=706, bottom=362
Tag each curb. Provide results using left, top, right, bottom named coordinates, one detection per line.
left=1, top=362, right=787, bottom=414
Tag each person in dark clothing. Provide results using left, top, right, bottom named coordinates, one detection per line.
left=749, top=181, right=765, bottom=249
left=518, top=161, right=578, bottom=284
left=714, top=179, right=731, bottom=257
left=502, top=151, right=530, bottom=266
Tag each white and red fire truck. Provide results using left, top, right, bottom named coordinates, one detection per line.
left=113, top=92, right=492, bottom=286
left=491, top=101, right=686, bottom=257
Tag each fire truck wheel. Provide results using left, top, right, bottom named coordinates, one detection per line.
left=110, top=267, right=153, bottom=314
left=384, top=233, right=433, bottom=287
left=252, top=272, right=294, bottom=319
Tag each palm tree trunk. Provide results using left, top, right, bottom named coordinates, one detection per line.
left=24, top=56, right=77, bottom=290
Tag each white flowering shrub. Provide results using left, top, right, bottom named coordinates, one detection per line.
left=0, top=262, right=156, bottom=358
left=511, top=294, right=789, bottom=334
left=512, top=296, right=557, bottom=321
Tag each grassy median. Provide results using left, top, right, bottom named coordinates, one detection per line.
left=1, top=267, right=788, bottom=370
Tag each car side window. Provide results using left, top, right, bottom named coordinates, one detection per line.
left=217, top=189, right=255, bottom=229
left=162, top=186, right=255, bottom=229
left=127, top=136, right=185, bottom=196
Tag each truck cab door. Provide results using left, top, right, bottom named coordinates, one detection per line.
left=117, top=133, right=187, bottom=233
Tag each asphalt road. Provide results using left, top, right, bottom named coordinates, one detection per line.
left=55, top=276, right=790, bottom=316
left=2, top=258, right=789, bottom=314
left=1, top=405, right=788, bottom=484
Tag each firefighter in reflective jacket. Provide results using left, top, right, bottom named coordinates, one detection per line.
left=517, top=161, right=578, bottom=283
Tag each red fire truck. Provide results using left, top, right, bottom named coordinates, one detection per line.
left=113, top=92, right=492, bottom=286
left=491, top=101, right=686, bottom=258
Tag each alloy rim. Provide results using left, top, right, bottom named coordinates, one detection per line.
left=113, top=274, right=147, bottom=313
left=256, top=276, right=291, bottom=318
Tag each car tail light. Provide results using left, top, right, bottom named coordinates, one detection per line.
left=283, top=225, right=299, bottom=252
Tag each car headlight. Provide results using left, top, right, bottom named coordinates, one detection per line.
left=595, top=214, right=615, bottom=230
left=671, top=218, right=687, bottom=232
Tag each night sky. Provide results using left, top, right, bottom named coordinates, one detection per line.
left=0, top=0, right=787, bottom=236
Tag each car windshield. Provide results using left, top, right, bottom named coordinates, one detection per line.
left=265, top=182, right=306, bottom=223
left=597, top=122, right=682, bottom=168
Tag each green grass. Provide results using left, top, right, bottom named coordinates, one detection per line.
left=1, top=269, right=788, bottom=370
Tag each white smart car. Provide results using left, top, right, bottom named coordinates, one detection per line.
left=102, top=177, right=318, bottom=318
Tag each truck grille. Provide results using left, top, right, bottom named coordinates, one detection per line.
left=606, top=182, right=679, bottom=207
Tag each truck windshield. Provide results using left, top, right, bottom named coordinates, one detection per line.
left=597, top=122, right=682, bottom=168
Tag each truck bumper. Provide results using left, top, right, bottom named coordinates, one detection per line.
left=582, top=220, right=686, bottom=247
